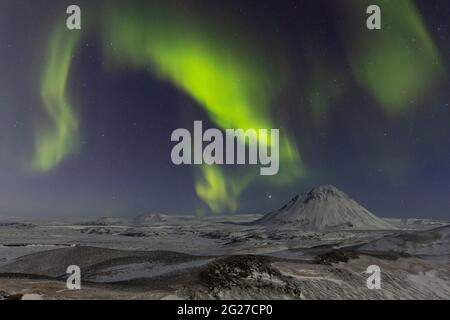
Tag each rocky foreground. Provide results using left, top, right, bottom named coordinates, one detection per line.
left=0, top=223, right=449, bottom=300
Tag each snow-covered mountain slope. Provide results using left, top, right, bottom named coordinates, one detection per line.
left=253, top=185, right=396, bottom=231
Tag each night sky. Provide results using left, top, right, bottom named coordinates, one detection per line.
left=0, top=0, right=449, bottom=219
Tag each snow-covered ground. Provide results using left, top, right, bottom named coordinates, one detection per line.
left=0, top=186, right=448, bottom=300
left=0, top=213, right=448, bottom=300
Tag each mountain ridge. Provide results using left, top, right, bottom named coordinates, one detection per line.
left=252, top=185, right=396, bottom=231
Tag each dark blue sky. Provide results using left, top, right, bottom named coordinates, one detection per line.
left=0, top=0, right=449, bottom=219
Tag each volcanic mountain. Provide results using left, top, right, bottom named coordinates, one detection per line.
left=253, top=185, right=396, bottom=231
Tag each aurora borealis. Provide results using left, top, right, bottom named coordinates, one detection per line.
left=34, top=24, right=82, bottom=172
left=101, top=1, right=303, bottom=213
left=0, top=0, right=449, bottom=218
left=341, top=0, right=444, bottom=115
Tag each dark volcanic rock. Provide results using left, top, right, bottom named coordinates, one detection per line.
left=314, top=250, right=359, bottom=265
left=186, top=255, right=303, bottom=299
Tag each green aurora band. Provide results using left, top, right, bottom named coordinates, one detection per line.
left=33, top=25, right=81, bottom=172
left=101, top=2, right=304, bottom=213
left=342, top=0, right=443, bottom=115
